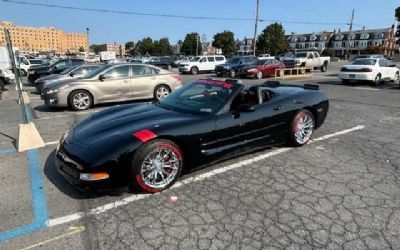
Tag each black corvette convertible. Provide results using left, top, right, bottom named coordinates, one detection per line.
left=55, top=79, right=329, bottom=193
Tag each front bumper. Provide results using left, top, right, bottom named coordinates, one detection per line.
left=215, top=67, right=230, bottom=75
left=178, top=66, right=190, bottom=73
left=41, top=91, right=68, bottom=107
left=339, top=72, right=375, bottom=81
left=55, top=146, right=110, bottom=189
left=238, top=71, right=256, bottom=78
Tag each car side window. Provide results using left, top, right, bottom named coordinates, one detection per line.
left=199, top=57, right=207, bottom=63
left=313, top=52, right=319, bottom=58
left=207, top=57, right=215, bottom=62
left=378, top=59, right=386, bottom=67
left=132, top=65, right=156, bottom=76
left=55, top=61, right=67, bottom=67
left=71, top=60, right=83, bottom=65
left=103, top=65, right=130, bottom=79
left=215, top=57, right=224, bottom=61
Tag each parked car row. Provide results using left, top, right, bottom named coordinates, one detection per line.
left=31, top=62, right=182, bottom=111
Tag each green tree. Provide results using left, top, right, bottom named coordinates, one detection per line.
left=89, top=44, right=103, bottom=54
left=137, top=37, right=154, bottom=55
left=321, top=48, right=333, bottom=57
left=125, top=41, right=135, bottom=55
left=212, top=30, right=236, bottom=57
left=256, top=23, right=289, bottom=56
left=395, top=7, right=400, bottom=45
left=157, top=38, right=172, bottom=55
left=78, top=46, right=85, bottom=52
left=181, top=32, right=202, bottom=55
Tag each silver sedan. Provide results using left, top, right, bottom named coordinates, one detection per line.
left=41, top=63, right=182, bottom=110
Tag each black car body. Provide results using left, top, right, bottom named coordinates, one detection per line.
left=215, top=56, right=258, bottom=77
left=148, top=57, right=174, bottom=70
left=55, top=79, right=329, bottom=192
left=28, top=59, right=85, bottom=82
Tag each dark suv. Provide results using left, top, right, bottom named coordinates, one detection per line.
left=215, top=56, right=258, bottom=77
left=28, top=58, right=85, bottom=82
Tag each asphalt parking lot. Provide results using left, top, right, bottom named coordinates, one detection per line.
left=1, top=61, right=400, bottom=249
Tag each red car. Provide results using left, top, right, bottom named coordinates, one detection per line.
left=239, top=59, right=285, bottom=79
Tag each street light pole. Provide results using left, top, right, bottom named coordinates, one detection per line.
left=253, top=0, right=260, bottom=56
left=346, top=9, right=354, bottom=59
left=86, top=27, right=90, bottom=58
left=196, top=34, right=199, bottom=56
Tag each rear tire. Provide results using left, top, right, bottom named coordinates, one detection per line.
left=129, top=139, right=183, bottom=193
left=393, top=72, right=399, bottom=86
left=289, top=110, right=315, bottom=147
left=372, top=74, right=381, bottom=86
left=154, top=84, right=171, bottom=101
left=320, top=64, right=327, bottom=72
left=68, top=90, right=93, bottom=111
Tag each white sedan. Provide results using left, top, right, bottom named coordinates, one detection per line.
left=339, top=58, right=399, bottom=86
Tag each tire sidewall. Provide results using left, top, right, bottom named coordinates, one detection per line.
left=130, top=139, right=183, bottom=193
left=373, top=74, right=381, bottom=86
left=290, top=110, right=315, bottom=146
left=68, top=90, right=93, bottom=111
left=154, top=84, right=171, bottom=101
left=190, top=67, right=198, bottom=75
left=229, top=69, right=236, bottom=78
left=256, top=71, right=262, bottom=79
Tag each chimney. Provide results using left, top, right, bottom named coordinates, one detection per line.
left=333, top=29, right=336, bottom=34
left=338, top=28, right=341, bottom=33
left=362, top=26, right=366, bottom=30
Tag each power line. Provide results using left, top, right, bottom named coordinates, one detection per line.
left=1, top=0, right=349, bottom=26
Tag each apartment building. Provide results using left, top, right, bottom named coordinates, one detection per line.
left=0, top=21, right=87, bottom=54
left=99, top=43, right=125, bottom=57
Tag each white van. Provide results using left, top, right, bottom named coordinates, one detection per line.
left=178, top=55, right=226, bottom=74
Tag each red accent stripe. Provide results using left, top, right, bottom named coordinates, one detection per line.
left=133, top=129, right=157, bottom=142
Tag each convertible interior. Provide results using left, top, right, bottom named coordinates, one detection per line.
left=230, top=86, right=274, bottom=111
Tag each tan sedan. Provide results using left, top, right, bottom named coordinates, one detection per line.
left=41, top=63, right=182, bottom=110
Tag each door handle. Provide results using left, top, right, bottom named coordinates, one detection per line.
left=273, top=106, right=282, bottom=111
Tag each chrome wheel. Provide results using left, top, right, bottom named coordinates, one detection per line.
left=155, top=86, right=170, bottom=100
left=374, top=75, right=381, bottom=86
left=294, top=113, right=314, bottom=145
left=140, top=147, right=180, bottom=189
left=73, top=92, right=91, bottom=109
left=256, top=71, right=263, bottom=79
left=394, top=73, right=399, bottom=85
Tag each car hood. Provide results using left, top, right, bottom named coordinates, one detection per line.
left=37, top=74, right=66, bottom=82
left=30, top=65, right=51, bottom=71
left=71, top=103, right=193, bottom=146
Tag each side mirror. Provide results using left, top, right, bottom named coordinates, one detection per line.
left=69, top=72, right=75, bottom=77
left=53, top=66, right=58, bottom=70
left=99, top=74, right=106, bottom=81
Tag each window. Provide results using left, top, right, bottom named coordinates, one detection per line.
left=378, top=59, right=387, bottom=67
left=71, top=59, right=84, bottom=65
left=55, top=61, right=67, bottom=67
left=199, top=57, right=207, bottom=63
left=132, top=65, right=157, bottom=76
left=215, top=56, right=224, bottom=61
left=207, top=57, right=215, bottom=62
left=103, top=65, right=130, bottom=78
left=360, top=33, right=369, bottom=39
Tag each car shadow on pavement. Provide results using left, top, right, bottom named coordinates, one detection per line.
left=44, top=150, right=127, bottom=199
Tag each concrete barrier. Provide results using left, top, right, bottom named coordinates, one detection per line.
left=17, top=122, right=45, bottom=152
left=275, top=67, right=313, bottom=80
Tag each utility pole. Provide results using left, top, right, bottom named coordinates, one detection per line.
left=196, top=34, right=199, bottom=56
left=86, top=27, right=90, bottom=58
left=252, top=0, right=259, bottom=56
left=346, top=9, right=354, bottom=59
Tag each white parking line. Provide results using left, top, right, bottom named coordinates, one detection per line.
left=46, top=125, right=365, bottom=228
left=353, top=87, right=379, bottom=91
left=44, top=141, right=59, bottom=146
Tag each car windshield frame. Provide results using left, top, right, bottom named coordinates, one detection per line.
left=228, top=58, right=240, bottom=64
left=351, top=59, right=377, bottom=65
left=295, top=53, right=308, bottom=58
left=84, top=64, right=113, bottom=78
left=157, top=80, right=240, bottom=115
left=59, top=66, right=79, bottom=75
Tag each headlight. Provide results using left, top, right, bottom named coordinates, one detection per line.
left=46, top=85, right=69, bottom=94
left=295, top=60, right=300, bottom=64
left=29, top=70, right=35, bottom=74
left=248, top=69, right=257, bottom=72
left=224, top=66, right=230, bottom=69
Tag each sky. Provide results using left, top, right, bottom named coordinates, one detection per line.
left=0, top=0, right=398, bottom=45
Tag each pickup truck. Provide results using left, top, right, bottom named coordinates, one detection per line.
left=282, top=51, right=330, bottom=72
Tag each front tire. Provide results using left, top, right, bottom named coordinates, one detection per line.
left=68, top=90, right=93, bottom=111
left=154, top=84, right=171, bottom=101
left=129, top=139, right=183, bottom=193
left=342, top=79, right=350, bottom=84
left=190, top=66, right=198, bottom=75
left=393, top=72, right=399, bottom=87
left=255, top=71, right=263, bottom=79
left=289, top=110, right=315, bottom=146
left=320, top=64, right=327, bottom=72
left=229, top=69, right=236, bottom=78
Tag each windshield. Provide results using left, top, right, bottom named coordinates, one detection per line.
left=84, top=64, right=112, bottom=78
left=189, top=56, right=200, bottom=62
left=351, top=59, right=377, bottom=65
left=158, top=80, right=237, bottom=114
left=257, top=60, right=267, bottom=65
left=59, top=66, right=78, bottom=75
left=295, top=53, right=308, bottom=58
left=228, top=58, right=240, bottom=64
